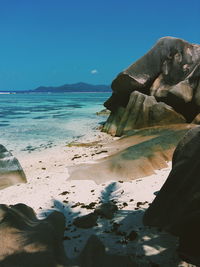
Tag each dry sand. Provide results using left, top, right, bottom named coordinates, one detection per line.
left=0, top=131, right=191, bottom=266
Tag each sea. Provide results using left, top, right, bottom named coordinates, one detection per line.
left=0, top=92, right=111, bottom=155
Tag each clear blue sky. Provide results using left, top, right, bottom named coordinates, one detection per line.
left=0, top=0, right=199, bottom=90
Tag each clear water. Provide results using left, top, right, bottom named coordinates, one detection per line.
left=0, top=92, right=111, bottom=154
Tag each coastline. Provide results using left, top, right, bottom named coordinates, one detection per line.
left=0, top=127, right=188, bottom=266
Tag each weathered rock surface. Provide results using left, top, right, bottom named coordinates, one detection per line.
left=143, top=126, right=200, bottom=265
left=0, top=203, right=67, bottom=267
left=103, top=91, right=185, bottom=136
left=0, top=145, right=27, bottom=189
left=192, top=113, right=200, bottom=124
left=104, top=37, right=200, bottom=136
left=69, top=124, right=193, bottom=183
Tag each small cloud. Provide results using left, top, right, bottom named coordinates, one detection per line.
left=91, top=69, right=98, bottom=74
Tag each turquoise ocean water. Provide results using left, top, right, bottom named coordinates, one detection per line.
left=0, top=92, right=111, bottom=154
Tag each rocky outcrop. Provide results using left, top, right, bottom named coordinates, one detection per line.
left=0, top=145, right=27, bottom=189
left=104, top=37, right=200, bottom=136
left=0, top=203, right=67, bottom=267
left=143, top=126, right=200, bottom=265
left=103, top=91, right=185, bottom=136
left=69, top=124, right=193, bottom=183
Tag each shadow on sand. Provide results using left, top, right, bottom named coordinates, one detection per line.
left=50, top=182, right=184, bottom=267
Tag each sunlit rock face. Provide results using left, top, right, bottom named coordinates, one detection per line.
left=104, top=37, right=200, bottom=136
left=0, top=144, right=27, bottom=189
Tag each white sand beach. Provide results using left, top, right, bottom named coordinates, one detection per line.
left=0, top=130, right=191, bottom=266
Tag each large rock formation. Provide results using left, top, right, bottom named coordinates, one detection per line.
left=143, top=126, right=200, bottom=265
left=103, top=91, right=185, bottom=136
left=103, top=37, right=200, bottom=136
left=69, top=124, right=193, bottom=183
left=0, top=145, right=27, bottom=189
left=0, top=203, right=67, bottom=267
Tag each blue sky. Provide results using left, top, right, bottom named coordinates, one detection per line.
left=0, top=0, right=199, bottom=90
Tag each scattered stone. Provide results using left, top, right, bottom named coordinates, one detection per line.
left=71, top=155, right=81, bottom=160
left=73, top=212, right=98, bottom=228
left=95, top=150, right=108, bottom=154
left=81, top=202, right=97, bottom=209
left=136, top=201, right=148, bottom=207
left=71, top=202, right=84, bottom=208
left=59, top=191, right=70, bottom=195
left=94, top=202, right=118, bottom=219
left=123, top=202, right=128, bottom=207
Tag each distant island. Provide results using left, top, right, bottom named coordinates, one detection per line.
left=0, top=82, right=111, bottom=94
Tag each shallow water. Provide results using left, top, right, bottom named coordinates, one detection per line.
left=0, top=92, right=111, bottom=154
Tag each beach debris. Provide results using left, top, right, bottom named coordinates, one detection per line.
left=66, top=141, right=100, bottom=147
left=71, top=155, right=81, bottom=160
left=95, top=150, right=108, bottom=154
left=73, top=212, right=98, bottom=228
left=71, top=202, right=84, bottom=208
left=59, top=191, right=70, bottom=195
left=94, top=202, right=118, bottom=219
left=81, top=202, right=97, bottom=209
left=123, top=202, right=128, bottom=207
left=136, top=201, right=148, bottom=208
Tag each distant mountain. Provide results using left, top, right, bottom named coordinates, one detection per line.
left=33, top=82, right=111, bottom=93
left=0, top=82, right=111, bottom=94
